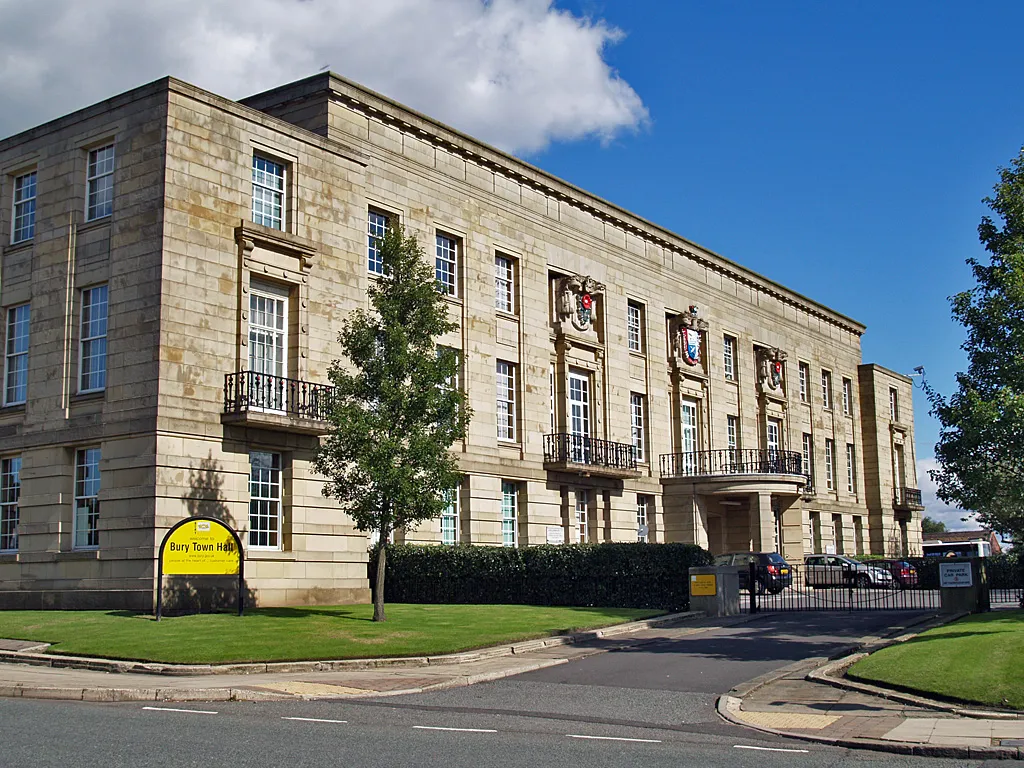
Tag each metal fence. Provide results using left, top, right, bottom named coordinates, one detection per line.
left=224, top=371, right=335, bottom=420
left=660, top=449, right=802, bottom=478
left=543, top=433, right=637, bottom=471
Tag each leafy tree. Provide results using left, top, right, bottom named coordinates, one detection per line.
left=921, top=516, right=947, bottom=535
left=926, top=147, right=1024, bottom=540
left=315, top=225, right=471, bottom=621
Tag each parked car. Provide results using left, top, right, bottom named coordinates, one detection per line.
left=874, top=559, right=919, bottom=588
left=803, top=554, right=895, bottom=589
left=713, top=552, right=794, bottom=594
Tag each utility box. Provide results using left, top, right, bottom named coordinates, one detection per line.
left=688, top=566, right=740, bottom=617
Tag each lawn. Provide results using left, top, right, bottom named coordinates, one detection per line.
left=0, top=604, right=662, bottom=665
left=847, top=610, right=1024, bottom=710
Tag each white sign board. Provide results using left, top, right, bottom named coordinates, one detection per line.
left=824, top=544, right=836, bottom=555
left=545, top=526, right=565, bottom=545
left=939, top=561, right=973, bottom=588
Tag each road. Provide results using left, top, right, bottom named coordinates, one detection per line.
left=0, top=612, right=999, bottom=766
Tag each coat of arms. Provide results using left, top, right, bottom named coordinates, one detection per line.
left=672, top=305, right=708, bottom=367
left=557, top=274, right=606, bottom=333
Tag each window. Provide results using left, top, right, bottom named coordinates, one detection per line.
left=0, top=456, right=20, bottom=552
left=12, top=171, right=36, bottom=244
left=821, top=369, right=832, bottom=410
left=249, top=281, right=288, bottom=410
left=680, top=398, right=699, bottom=474
left=798, top=362, right=809, bottom=403
left=630, top=392, right=645, bottom=462
left=437, top=345, right=460, bottom=392
left=4, top=304, right=29, bottom=406
left=802, top=433, right=814, bottom=482
left=727, top=415, right=739, bottom=465
left=496, top=360, right=516, bottom=441
left=846, top=443, right=856, bottom=494
left=495, top=254, right=514, bottom=313
left=549, top=363, right=556, bottom=433
left=824, top=438, right=835, bottom=491
left=723, top=335, right=736, bottom=380
left=367, top=210, right=389, bottom=275
left=854, top=517, right=865, bottom=555
left=627, top=302, right=643, bottom=353
left=435, top=233, right=458, bottom=296
left=501, top=481, right=518, bottom=547
left=79, top=285, right=108, bottom=393
left=637, top=495, right=649, bottom=543
left=766, top=418, right=781, bottom=452
left=889, top=388, right=900, bottom=421
left=441, top=487, right=459, bottom=545
left=842, top=378, right=852, bottom=415
left=86, top=145, right=115, bottom=221
left=73, top=448, right=101, bottom=549
left=249, top=451, right=282, bottom=549
left=575, top=489, right=589, bottom=543
left=833, top=514, right=845, bottom=555
left=251, top=155, right=285, bottom=230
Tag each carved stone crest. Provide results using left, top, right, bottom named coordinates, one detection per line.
left=757, top=347, right=788, bottom=391
left=557, top=274, right=606, bottom=333
left=670, top=305, right=709, bottom=366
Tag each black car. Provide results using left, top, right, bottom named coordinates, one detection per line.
left=713, top=552, right=794, bottom=594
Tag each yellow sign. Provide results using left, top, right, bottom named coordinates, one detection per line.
left=162, top=518, right=240, bottom=576
left=690, top=573, right=717, bottom=597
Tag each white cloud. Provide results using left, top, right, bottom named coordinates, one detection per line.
left=917, top=457, right=977, bottom=531
left=0, top=0, right=648, bottom=154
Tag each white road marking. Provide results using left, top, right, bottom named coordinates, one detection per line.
left=413, top=726, right=499, bottom=733
left=567, top=734, right=662, bottom=743
left=734, top=744, right=810, bottom=753
left=142, top=706, right=218, bottom=715
left=283, top=717, right=348, bottom=724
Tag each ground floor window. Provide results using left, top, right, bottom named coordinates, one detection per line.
left=74, top=448, right=101, bottom=549
left=501, top=481, right=518, bottom=547
left=636, top=495, right=649, bottom=542
left=833, top=514, right=845, bottom=555
left=441, top=486, right=459, bottom=545
left=576, top=489, right=589, bottom=543
left=854, top=517, right=865, bottom=555
left=0, top=456, right=20, bottom=552
left=249, top=451, right=282, bottom=549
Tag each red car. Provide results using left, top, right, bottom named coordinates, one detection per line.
left=876, top=559, right=919, bottom=588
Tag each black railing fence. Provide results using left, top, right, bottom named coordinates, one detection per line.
left=660, top=449, right=803, bottom=479
left=544, top=433, right=638, bottom=471
left=894, top=487, right=923, bottom=507
left=224, top=371, right=334, bottom=420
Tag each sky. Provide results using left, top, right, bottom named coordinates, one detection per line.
left=2, top=0, right=1018, bottom=529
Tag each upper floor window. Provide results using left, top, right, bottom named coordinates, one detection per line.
left=0, top=456, right=20, bottom=553
left=630, top=392, right=646, bottom=462
left=4, top=304, right=29, bottom=406
left=798, top=362, right=809, bottom=402
left=495, top=254, right=514, bottom=313
left=889, top=387, right=900, bottom=421
left=79, top=286, right=108, bottom=393
left=846, top=443, right=856, bottom=494
left=12, top=171, right=36, bottom=244
left=496, top=360, right=517, bottom=441
left=86, top=145, right=115, bottom=221
left=367, top=209, right=390, bottom=275
left=435, top=233, right=458, bottom=296
left=723, top=335, right=737, bottom=380
left=627, top=302, right=644, bottom=353
left=252, top=155, right=285, bottom=230
left=821, top=369, right=832, bottom=410
left=802, top=433, right=814, bottom=482
left=842, top=377, right=852, bottom=415
left=73, top=447, right=101, bottom=549
left=824, top=438, right=836, bottom=491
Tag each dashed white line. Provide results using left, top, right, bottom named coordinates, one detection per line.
left=283, top=717, right=348, bottom=724
left=567, top=735, right=662, bottom=744
left=734, top=745, right=810, bottom=753
left=142, top=706, right=218, bottom=715
left=413, top=726, right=499, bottom=733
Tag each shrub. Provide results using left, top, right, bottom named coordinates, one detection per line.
left=373, top=542, right=713, bottom=611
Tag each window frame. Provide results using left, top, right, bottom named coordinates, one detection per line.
left=846, top=442, right=856, bottom=494
left=12, top=171, right=37, bottom=244
left=723, top=335, right=736, bottom=380
left=4, top=304, right=30, bottom=406
left=889, top=387, right=900, bottom=422
left=251, top=153, right=286, bottom=231
left=821, top=369, right=833, bottom=410
left=441, top=486, right=459, bottom=545
left=86, top=144, right=115, bottom=222
left=0, top=456, right=20, bottom=553
left=494, top=253, right=515, bottom=313
left=78, top=285, right=108, bottom=394
left=496, top=359, right=517, bottom=442
left=824, top=438, right=835, bottom=491
left=435, top=232, right=459, bottom=297
left=802, top=433, right=814, bottom=482
left=798, top=362, right=809, bottom=403
left=630, top=392, right=646, bottom=462
left=627, top=301, right=644, bottom=353
left=367, top=209, right=390, bottom=276
left=501, top=480, right=518, bottom=548
left=248, top=450, right=283, bottom=550
left=73, top=447, right=101, bottom=550
left=575, top=489, right=589, bottom=543
left=636, top=495, right=649, bottom=543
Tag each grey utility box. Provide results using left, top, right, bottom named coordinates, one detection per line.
left=688, top=565, right=740, bottom=618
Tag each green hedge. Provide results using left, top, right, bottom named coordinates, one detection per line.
left=373, top=543, right=713, bottom=611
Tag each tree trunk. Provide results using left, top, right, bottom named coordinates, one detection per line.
left=373, top=540, right=387, bottom=622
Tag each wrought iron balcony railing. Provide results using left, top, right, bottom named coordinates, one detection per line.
left=660, top=448, right=804, bottom=479
left=894, top=486, right=924, bottom=509
left=224, top=371, right=334, bottom=421
left=543, top=433, right=638, bottom=472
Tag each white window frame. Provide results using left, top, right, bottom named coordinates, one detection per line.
left=723, top=335, right=736, bottom=380
left=78, top=285, right=108, bottom=393
left=501, top=480, right=518, bottom=547
left=73, top=447, right=101, bottom=550
left=248, top=281, right=289, bottom=411
left=248, top=450, right=283, bottom=550
left=627, top=302, right=643, bottom=353
left=4, top=304, right=30, bottom=406
left=889, top=388, right=899, bottom=422
left=496, top=360, right=517, bottom=442
left=251, top=154, right=285, bottom=231
left=799, top=362, right=809, bottom=402
left=766, top=418, right=781, bottom=452
left=435, top=232, right=458, bottom=296
left=86, top=144, right=115, bottom=221
left=824, top=438, right=835, bottom=491
left=846, top=442, right=856, bottom=494
left=495, top=254, right=514, bottom=313
left=12, top=171, right=37, bottom=244
left=802, top=433, right=814, bottom=482
left=727, top=415, right=739, bottom=466
left=630, top=392, right=645, bottom=462
left=842, top=378, right=852, bottom=416
left=681, top=398, right=699, bottom=474
left=821, top=369, right=832, bottom=410
left=636, top=495, right=649, bottom=543
left=367, top=209, right=389, bottom=275
left=576, top=489, right=589, bottom=543
left=441, top=486, right=459, bottom=545
left=0, top=456, right=20, bottom=553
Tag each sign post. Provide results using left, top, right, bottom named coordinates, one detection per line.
left=156, top=516, right=244, bottom=620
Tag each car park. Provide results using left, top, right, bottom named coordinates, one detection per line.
left=713, top=551, right=794, bottom=594
left=803, top=554, right=895, bottom=589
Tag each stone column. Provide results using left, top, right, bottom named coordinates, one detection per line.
left=750, top=492, right=776, bottom=552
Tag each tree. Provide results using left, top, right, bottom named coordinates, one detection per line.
left=314, top=225, right=471, bottom=621
left=926, top=147, right=1024, bottom=540
left=921, top=516, right=947, bottom=535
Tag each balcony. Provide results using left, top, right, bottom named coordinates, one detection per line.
left=222, top=371, right=335, bottom=434
left=893, top=486, right=924, bottom=511
left=543, top=433, right=640, bottom=478
left=659, top=449, right=806, bottom=495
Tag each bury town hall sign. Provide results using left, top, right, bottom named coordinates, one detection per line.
left=155, top=516, right=245, bottom=619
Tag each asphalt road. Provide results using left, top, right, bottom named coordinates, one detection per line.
left=0, top=612, right=1001, bottom=767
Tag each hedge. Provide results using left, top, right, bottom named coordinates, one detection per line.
left=373, top=542, right=713, bottom=611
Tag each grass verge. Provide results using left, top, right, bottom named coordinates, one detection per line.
left=847, top=610, right=1024, bottom=709
left=0, top=604, right=663, bottom=665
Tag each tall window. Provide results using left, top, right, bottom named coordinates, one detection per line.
left=249, top=451, right=282, bottom=549
left=723, top=335, right=736, bottom=380
left=12, top=171, right=36, bottom=244
left=833, top=514, right=845, bottom=555
left=680, top=398, right=699, bottom=474
left=435, top=233, right=458, bottom=296
left=367, top=210, right=389, bottom=275
left=79, top=285, right=108, bottom=393
left=4, top=304, right=29, bottom=406
left=251, top=155, right=285, bottom=230
left=495, top=254, right=514, bottom=313
left=637, top=495, right=649, bottom=542
left=249, top=281, right=288, bottom=410
left=824, top=438, right=835, bottom=491
left=802, top=433, right=814, bottom=483
left=846, top=443, right=856, bottom=494
left=501, top=481, right=518, bottom=547
left=86, top=144, right=115, bottom=221
left=74, top=448, right=101, bottom=549
left=727, top=415, right=739, bottom=465
left=496, top=360, right=516, bottom=441
left=441, top=486, right=459, bottom=545
left=766, top=418, right=781, bottom=452
left=889, top=388, right=900, bottom=421
left=842, top=378, right=852, bottom=415
left=798, top=362, right=809, bottom=402
left=821, top=369, right=832, bottom=410
left=630, top=392, right=645, bottom=462
left=627, top=302, right=643, bottom=353
left=575, top=489, right=589, bottom=543
left=0, top=456, right=20, bottom=553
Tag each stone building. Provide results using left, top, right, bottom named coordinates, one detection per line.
left=0, top=73, right=924, bottom=609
